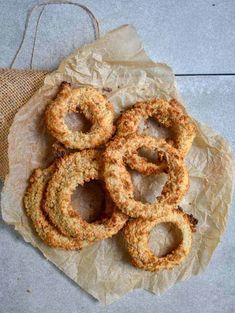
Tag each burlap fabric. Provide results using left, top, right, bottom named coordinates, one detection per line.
left=0, top=69, right=48, bottom=180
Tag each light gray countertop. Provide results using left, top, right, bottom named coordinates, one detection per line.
left=0, top=1, right=234, bottom=312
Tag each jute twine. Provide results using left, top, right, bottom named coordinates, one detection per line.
left=0, top=1, right=100, bottom=180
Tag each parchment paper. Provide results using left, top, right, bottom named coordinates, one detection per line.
left=1, top=25, right=233, bottom=305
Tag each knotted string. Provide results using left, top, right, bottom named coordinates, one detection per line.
left=10, top=0, right=100, bottom=69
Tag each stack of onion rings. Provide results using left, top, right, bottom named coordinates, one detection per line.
left=24, top=165, right=93, bottom=250
left=24, top=82, right=197, bottom=272
left=44, top=149, right=127, bottom=241
left=103, top=134, right=197, bottom=271
left=116, top=98, right=196, bottom=175
left=103, top=97, right=197, bottom=271
left=24, top=150, right=127, bottom=249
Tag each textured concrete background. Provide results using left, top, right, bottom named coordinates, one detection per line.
left=0, top=1, right=234, bottom=312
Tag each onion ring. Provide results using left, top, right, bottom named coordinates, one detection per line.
left=124, top=207, right=198, bottom=272
left=104, top=135, right=189, bottom=219
left=116, top=98, right=196, bottom=175
left=44, top=149, right=128, bottom=240
left=23, top=165, right=93, bottom=250
left=45, top=82, right=115, bottom=149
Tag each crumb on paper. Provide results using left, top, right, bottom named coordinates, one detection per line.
left=102, top=87, right=112, bottom=93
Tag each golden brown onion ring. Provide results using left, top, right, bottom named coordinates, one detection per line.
left=23, top=165, right=93, bottom=250
left=45, top=82, right=115, bottom=149
left=44, top=149, right=128, bottom=240
left=124, top=207, right=197, bottom=272
left=104, top=135, right=189, bottom=219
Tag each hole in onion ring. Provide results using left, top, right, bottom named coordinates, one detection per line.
left=149, top=222, right=183, bottom=257
left=137, top=147, right=161, bottom=164
left=71, top=181, right=106, bottom=223
left=138, top=117, right=174, bottom=139
left=128, top=169, right=168, bottom=204
left=64, top=111, right=91, bottom=133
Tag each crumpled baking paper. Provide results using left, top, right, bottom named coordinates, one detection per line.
left=1, top=25, right=233, bottom=305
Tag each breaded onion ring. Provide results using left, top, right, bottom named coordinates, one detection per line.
left=45, top=82, right=115, bottom=149
left=44, top=149, right=128, bottom=240
left=116, top=98, right=196, bottom=175
left=23, top=165, right=93, bottom=250
left=104, top=135, right=189, bottom=219
left=124, top=207, right=198, bottom=272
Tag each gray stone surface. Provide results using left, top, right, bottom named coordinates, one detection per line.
left=0, top=1, right=234, bottom=312
left=0, top=0, right=234, bottom=73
